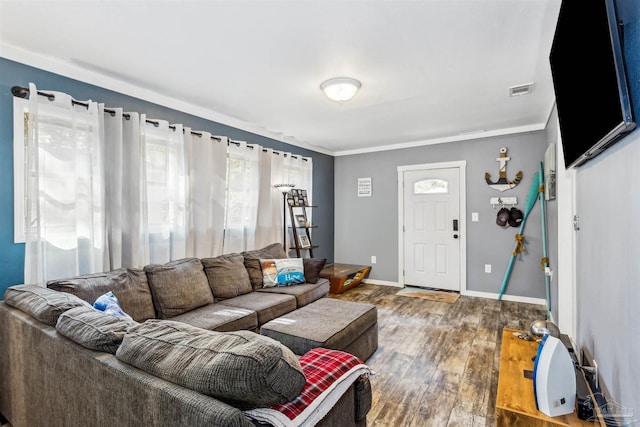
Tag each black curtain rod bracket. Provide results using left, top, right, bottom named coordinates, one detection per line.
left=12, top=85, right=55, bottom=101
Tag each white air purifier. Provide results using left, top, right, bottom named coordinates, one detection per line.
left=533, top=334, right=576, bottom=417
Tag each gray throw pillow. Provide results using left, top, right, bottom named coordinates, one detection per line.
left=201, top=253, right=253, bottom=300
left=242, top=243, right=288, bottom=290
left=47, top=268, right=155, bottom=322
left=116, top=320, right=306, bottom=409
left=144, top=258, right=214, bottom=319
left=303, top=258, right=327, bottom=284
left=4, top=284, right=91, bottom=326
left=56, top=305, right=138, bottom=354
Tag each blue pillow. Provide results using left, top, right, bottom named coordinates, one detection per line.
left=94, top=291, right=133, bottom=320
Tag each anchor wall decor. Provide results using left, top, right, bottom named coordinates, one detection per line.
left=485, top=147, right=522, bottom=191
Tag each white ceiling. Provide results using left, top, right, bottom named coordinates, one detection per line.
left=0, top=0, right=561, bottom=156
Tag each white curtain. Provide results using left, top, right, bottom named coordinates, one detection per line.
left=24, top=83, right=106, bottom=285
left=22, top=84, right=313, bottom=285
left=120, top=112, right=144, bottom=268
left=185, top=131, right=228, bottom=257
left=139, top=117, right=187, bottom=264
left=223, top=141, right=260, bottom=253
left=255, top=147, right=284, bottom=249
left=103, top=107, right=124, bottom=270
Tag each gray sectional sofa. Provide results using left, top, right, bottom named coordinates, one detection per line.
left=0, top=243, right=372, bottom=427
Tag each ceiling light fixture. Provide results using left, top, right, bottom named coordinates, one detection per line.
left=320, top=77, right=361, bottom=103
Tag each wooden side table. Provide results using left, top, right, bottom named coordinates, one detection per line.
left=319, top=263, right=371, bottom=294
left=496, top=328, right=594, bottom=426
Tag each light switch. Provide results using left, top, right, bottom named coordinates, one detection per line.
left=472, top=212, right=479, bottom=222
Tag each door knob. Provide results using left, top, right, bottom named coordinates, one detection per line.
left=453, top=234, right=459, bottom=239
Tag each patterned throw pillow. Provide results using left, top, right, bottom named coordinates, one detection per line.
left=261, top=258, right=305, bottom=288
left=242, top=243, right=288, bottom=290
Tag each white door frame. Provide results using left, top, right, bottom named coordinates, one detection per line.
left=397, top=161, right=467, bottom=292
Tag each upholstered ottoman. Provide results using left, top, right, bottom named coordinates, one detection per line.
left=260, top=298, right=378, bottom=361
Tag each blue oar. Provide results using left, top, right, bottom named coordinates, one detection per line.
left=498, top=172, right=540, bottom=300
left=538, top=162, right=551, bottom=319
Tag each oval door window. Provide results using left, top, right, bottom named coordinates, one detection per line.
left=413, top=178, right=448, bottom=194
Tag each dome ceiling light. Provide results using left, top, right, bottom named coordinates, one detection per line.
left=320, top=77, right=361, bottom=103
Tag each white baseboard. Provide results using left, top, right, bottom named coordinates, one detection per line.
left=362, top=279, right=402, bottom=287
left=461, top=289, right=547, bottom=306
left=362, top=280, right=547, bottom=306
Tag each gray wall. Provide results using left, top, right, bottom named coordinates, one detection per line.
left=574, top=129, right=640, bottom=418
left=334, top=131, right=548, bottom=299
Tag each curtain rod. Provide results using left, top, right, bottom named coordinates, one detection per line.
left=11, top=85, right=306, bottom=159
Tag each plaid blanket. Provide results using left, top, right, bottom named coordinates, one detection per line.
left=244, top=347, right=372, bottom=427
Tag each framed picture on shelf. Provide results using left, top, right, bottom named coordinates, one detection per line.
left=298, top=235, right=311, bottom=248
left=295, top=214, right=307, bottom=227
left=296, top=189, right=307, bottom=206
left=287, top=195, right=295, bottom=206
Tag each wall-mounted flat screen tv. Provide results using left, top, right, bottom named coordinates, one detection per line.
left=550, top=0, right=635, bottom=169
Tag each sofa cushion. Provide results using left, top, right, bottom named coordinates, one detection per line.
left=216, top=292, right=297, bottom=326
left=168, top=303, right=258, bottom=332
left=303, top=258, right=327, bottom=284
left=201, top=253, right=252, bottom=300
left=242, top=243, right=288, bottom=290
left=260, top=258, right=305, bottom=288
left=56, top=305, right=137, bottom=354
left=47, top=268, right=155, bottom=322
left=144, top=258, right=214, bottom=319
left=4, top=284, right=91, bottom=326
left=257, top=279, right=330, bottom=308
left=115, top=320, right=306, bottom=409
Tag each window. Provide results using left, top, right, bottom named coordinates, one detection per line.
left=414, top=178, right=448, bottom=194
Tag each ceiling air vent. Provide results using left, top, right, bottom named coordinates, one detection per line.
left=509, top=83, right=534, bottom=97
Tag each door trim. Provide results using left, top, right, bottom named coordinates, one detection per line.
left=397, top=161, right=467, bottom=292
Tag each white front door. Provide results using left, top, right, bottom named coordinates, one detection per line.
left=402, top=166, right=461, bottom=291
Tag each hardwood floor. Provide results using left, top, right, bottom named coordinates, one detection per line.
left=331, top=283, right=546, bottom=427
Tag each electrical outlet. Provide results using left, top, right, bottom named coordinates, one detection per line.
left=484, top=264, right=491, bottom=273
left=371, top=256, right=377, bottom=264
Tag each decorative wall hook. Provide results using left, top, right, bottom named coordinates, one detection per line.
left=485, top=147, right=523, bottom=192
left=490, top=197, right=518, bottom=208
